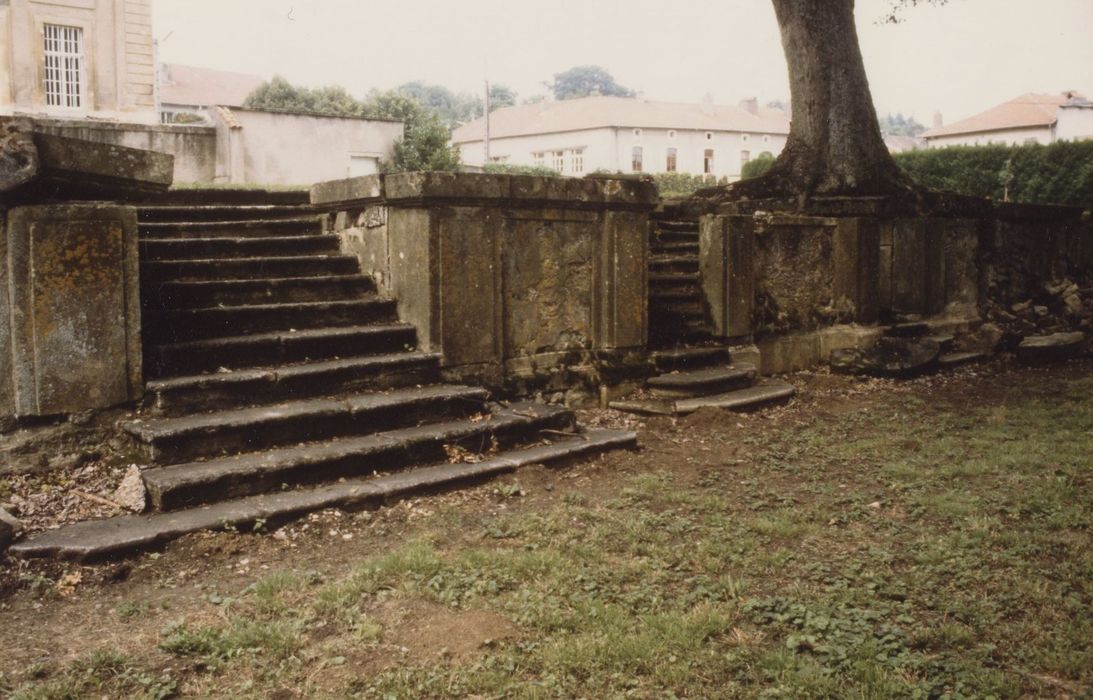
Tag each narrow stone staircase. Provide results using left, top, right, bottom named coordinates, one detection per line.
left=611, top=211, right=795, bottom=416
left=12, top=193, right=634, bottom=561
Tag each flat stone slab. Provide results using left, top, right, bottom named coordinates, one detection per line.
left=1016, top=332, right=1086, bottom=365
left=831, top=337, right=941, bottom=378
left=611, top=381, right=796, bottom=416
left=647, top=364, right=757, bottom=398
left=10, top=430, right=636, bottom=561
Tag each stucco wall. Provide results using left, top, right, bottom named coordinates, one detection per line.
left=1, top=0, right=156, bottom=123
left=230, top=109, right=403, bottom=186
left=1056, top=106, right=1093, bottom=142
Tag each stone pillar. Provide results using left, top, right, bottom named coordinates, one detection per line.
left=700, top=213, right=755, bottom=340
left=1, top=204, right=142, bottom=416
left=832, top=217, right=880, bottom=323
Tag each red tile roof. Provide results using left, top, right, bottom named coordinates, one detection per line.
left=922, top=92, right=1084, bottom=139
left=159, top=64, right=266, bottom=108
left=451, top=95, right=789, bottom=143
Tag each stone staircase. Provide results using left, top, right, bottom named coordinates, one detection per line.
left=611, top=213, right=796, bottom=416
left=12, top=193, right=635, bottom=561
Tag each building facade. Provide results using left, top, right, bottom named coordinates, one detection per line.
left=0, top=0, right=156, bottom=123
left=452, top=96, right=790, bottom=180
left=922, top=92, right=1093, bottom=148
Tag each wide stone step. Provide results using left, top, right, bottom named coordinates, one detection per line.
left=141, top=234, right=339, bottom=261
left=650, top=288, right=702, bottom=302
left=124, top=384, right=491, bottom=463
left=139, top=217, right=321, bottom=238
left=650, top=242, right=699, bottom=255
left=138, top=189, right=310, bottom=207
left=655, top=220, right=700, bottom=232
left=611, top=380, right=796, bottom=415
left=142, top=403, right=575, bottom=510
left=144, top=298, right=399, bottom=343
left=142, top=255, right=361, bottom=283
left=10, top=430, right=637, bottom=561
left=147, top=352, right=441, bottom=413
left=148, top=323, right=420, bottom=378
left=138, top=208, right=317, bottom=224
left=651, top=345, right=732, bottom=372
left=647, top=363, right=757, bottom=398
left=649, top=272, right=701, bottom=290
left=649, top=255, right=699, bottom=274
left=146, top=274, right=376, bottom=309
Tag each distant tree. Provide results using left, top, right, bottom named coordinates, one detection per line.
left=245, top=76, right=322, bottom=114
left=395, top=81, right=481, bottom=127
left=360, top=91, right=460, bottom=172
left=489, top=84, right=518, bottom=111
left=880, top=113, right=926, bottom=137
left=550, top=65, right=635, bottom=100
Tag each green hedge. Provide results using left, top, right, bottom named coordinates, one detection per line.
left=895, top=140, right=1093, bottom=209
left=653, top=172, right=730, bottom=198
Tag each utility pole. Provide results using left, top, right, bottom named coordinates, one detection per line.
left=484, top=79, right=491, bottom=164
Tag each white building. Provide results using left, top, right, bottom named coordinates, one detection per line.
left=452, top=96, right=790, bottom=180
left=922, top=92, right=1093, bottom=148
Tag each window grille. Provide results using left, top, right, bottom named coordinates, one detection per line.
left=43, top=24, right=84, bottom=108
left=666, top=147, right=677, bottom=172
left=571, top=149, right=584, bottom=174
left=632, top=146, right=643, bottom=173
left=552, top=151, right=565, bottom=172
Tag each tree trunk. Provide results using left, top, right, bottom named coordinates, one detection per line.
left=723, top=0, right=913, bottom=202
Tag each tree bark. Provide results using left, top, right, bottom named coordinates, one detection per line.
left=716, top=0, right=914, bottom=203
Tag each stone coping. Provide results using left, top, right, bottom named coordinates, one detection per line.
left=27, top=115, right=214, bottom=136
left=310, top=172, right=659, bottom=210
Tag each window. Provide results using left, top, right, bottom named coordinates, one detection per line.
left=666, top=147, right=677, bottom=172
left=571, top=148, right=585, bottom=174
left=742, top=134, right=751, bottom=142
left=740, top=150, right=751, bottom=166
left=762, top=135, right=770, bottom=144
left=632, top=146, right=643, bottom=173
left=668, top=130, right=677, bottom=140
left=533, top=152, right=545, bottom=168
left=706, top=132, right=713, bottom=140
left=703, top=149, right=715, bottom=174
left=43, top=24, right=85, bottom=109
left=633, top=128, right=642, bottom=137
left=552, top=150, right=565, bottom=172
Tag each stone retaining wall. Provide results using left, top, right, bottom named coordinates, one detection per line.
left=699, top=200, right=1093, bottom=373
left=313, top=172, right=657, bottom=398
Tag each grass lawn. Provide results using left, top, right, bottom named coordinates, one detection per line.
left=2, top=362, right=1090, bottom=698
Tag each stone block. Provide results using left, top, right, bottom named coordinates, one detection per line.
left=510, top=175, right=603, bottom=206
left=0, top=507, right=23, bottom=552
left=1016, top=332, right=1086, bottom=365
left=2, top=122, right=173, bottom=201
left=699, top=215, right=755, bottom=340
left=384, top=172, right=510, bottom=202
left=2, top=204, right=142, bottom=416
left=756, top=332, right=820, bottom=375
left=309, top=175, right=384, bottom=206
left=438, top=209, right=502, bottom=366
left=891, top=218, right=928, bottom=314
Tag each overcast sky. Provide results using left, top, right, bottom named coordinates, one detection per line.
left=154, top=0, right=1093, bottom=124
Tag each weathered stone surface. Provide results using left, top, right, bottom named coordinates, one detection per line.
left=831, top=337, right=941, bottom=378
left=310, top=175, right=384, bottom=206
left=3, top=205, right=142, bottom=417
left=11, top=430, right=636, bottom=561
left=1, top=120, right=173, bottom=201
left=1016, top=332, right=1086, bottom=365
left=112, top=465, right=147, bottom=513
left=0, top=118, right=39, bottom=193
left=0, top=507, right=23, bottom=552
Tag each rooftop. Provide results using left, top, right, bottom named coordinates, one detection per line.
left=451, top=95, right=790, bottom=143
left=159, top=64, right=267, bottom=109
left=922, top=92, right=1086, bottom=139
